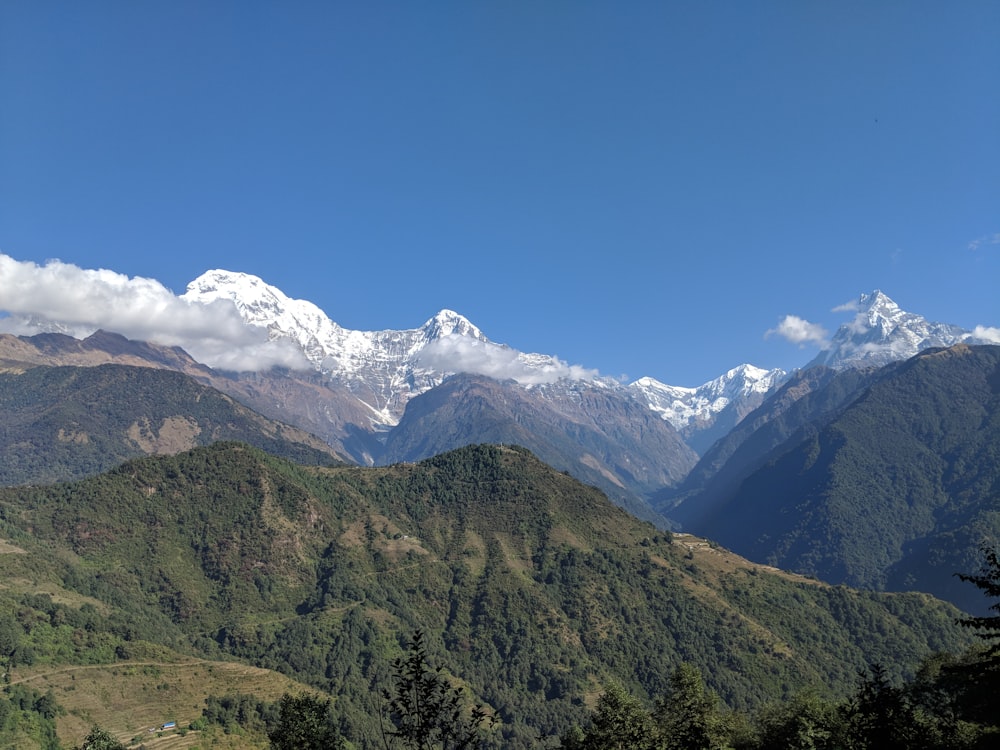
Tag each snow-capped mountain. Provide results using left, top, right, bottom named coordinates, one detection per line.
left=184, top=275, right=989, bottom=457
left=181, top=270, right=787, bottom=446
left=629, top=365, right=787, bottom=454
left=806, top=290, right=972, bottom=370
left=184, top=270, right=486, bottom=372
left=630, top=365, right=787, bottom=431
left=4, top=265, right=994, bottom=525
left=183, top=270, right=590, bottom=425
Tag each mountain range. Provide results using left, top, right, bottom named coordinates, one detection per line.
left=2, top=272, right=998, bottom=600
left=181, top=275, right=995, bottom=468
left=1, top=269, right=999, bottom=744
left=2, top=273, right=993, bottom=523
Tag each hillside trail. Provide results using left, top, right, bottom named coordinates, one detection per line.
left=7, top=658, right=214, bottom=686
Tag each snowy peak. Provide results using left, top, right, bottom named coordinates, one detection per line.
left=701, top=364, right=785, bottom=399
left=859, top=290, right=903, bottom=329
left=809, top=290, right=971, bottom=370
left=861, top=289, right=898, bottom=313
left=185, top=269, right=278, bottom=310
left=184, top=270, right=335, bottom=332
left=420, top=310, right=486, bottom=343
left=180, top=269, right=604, bottom=425
left=184, top=272, right=488, bottom=367
left=630, top=364, right=787, bottom=431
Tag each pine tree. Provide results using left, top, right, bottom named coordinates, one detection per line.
left=381, top=630, right=494, bottom=750
left=948, top=545, right=1000, bottom=728
left=580, top=681, right=657, bottom=750
left=653, top=663, right=728, bottom=750
left=955, top=546, right=1000, bottom=652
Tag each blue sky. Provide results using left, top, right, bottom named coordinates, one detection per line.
left=1, top=2, right=998, bottom=385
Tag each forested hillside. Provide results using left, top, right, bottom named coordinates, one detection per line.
left=657, top=364, right=879, bottom=524
left=682, top=344, right=1000, bottom=614
left=0, top=364, right=345, bottom=486
left=0, top=443, right=978, bottom=748
left=381, top=373, right=696, bottom=524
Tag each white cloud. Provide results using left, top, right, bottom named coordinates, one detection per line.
left=970, top=325, right=1000, bottom=344
left=829, top=298, right=877, bottom=335
left=0, top=254, right=310, bottom=371
left=968, top=232, right=1000, bottom=251
left=831, top=299, right=859, bottom=314
left=416, top=335, right=598, bottom=385
left=765, top=315, right=829, bottom=347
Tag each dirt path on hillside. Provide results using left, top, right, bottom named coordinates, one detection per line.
left=8, top=658, right=214, bottom=686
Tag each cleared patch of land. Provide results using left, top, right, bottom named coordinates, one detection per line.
left=12, top=656, right=321, bottom=749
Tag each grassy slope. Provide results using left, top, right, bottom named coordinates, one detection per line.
left=0, top=539, right=315, bottom=749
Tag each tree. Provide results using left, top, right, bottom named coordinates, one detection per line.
left=579, top=681, right=657, bottom=750
left=269, top=693, right=345, bottom=750
left=955, top=545, right=1000, bottom=652
left=752, top=691, right=839, bottom=750
left=77, top=726, right=126, bottom=750
left=946, top=545, right=1000, bottom=728
left=0, top=612, right=19, bottom=663
left=653, top=663, right=729, bottom=750
left=840, top=664, right=918, bottom=750
left=381, top=630, right=494, bottom=750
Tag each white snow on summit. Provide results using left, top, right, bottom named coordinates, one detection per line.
left=807, top=290, right=972, bottom=370
left=630, top=364, right=787, bottom=430
left=5, top=251, right=991, bottom=441
left=182, top=269, right=599, bottom=423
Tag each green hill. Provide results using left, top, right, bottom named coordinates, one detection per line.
left=0, top=442, right=975, bottom=747
left=380, top=373, right=696, bottom=524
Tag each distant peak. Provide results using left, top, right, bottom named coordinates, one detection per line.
left=186, top=269, right=273, bottom=297
left=806, top=289, right=970, bottom=370
left=183, top=270, right=309, bottom=322
left=859, top=290, right=899, bottom=313
left=422, top=310, right=485, bottom=341
left=721, top=363, right=771, bottom=380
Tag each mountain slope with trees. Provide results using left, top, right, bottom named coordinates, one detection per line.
left=683, top=344, right=1000, bottom=614
left=655, top=364, right=879, bottom=525
left=381, top=373, right=696, bottom=524
left=0, top=442, right=976, bottom=747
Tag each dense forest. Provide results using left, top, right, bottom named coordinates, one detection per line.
left=0, top=443, right=992, bottom=747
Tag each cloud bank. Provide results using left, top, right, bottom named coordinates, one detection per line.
left=765, top=315, right=829, bottom=347
left=0, top=254, right=596, bottom=382
left=416, top=335, right=599, bottom=385
left=0, top=254, right=310, bottom=371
